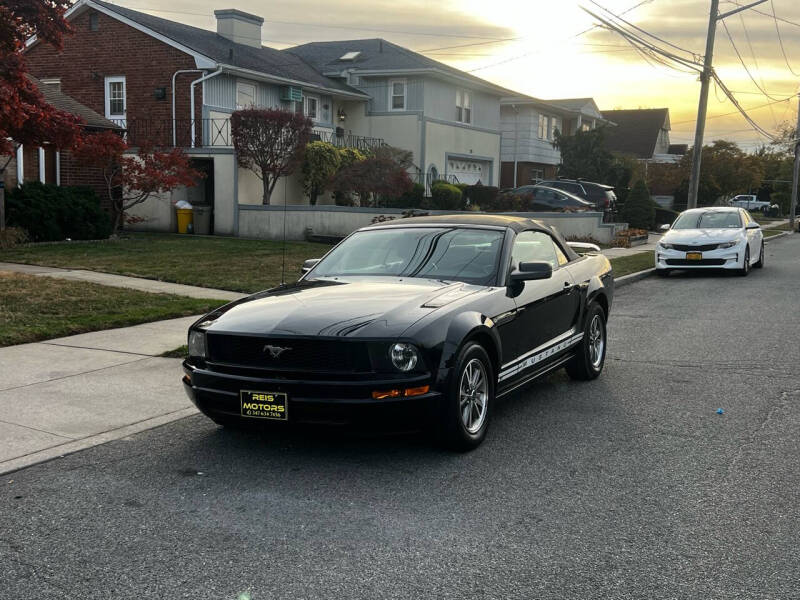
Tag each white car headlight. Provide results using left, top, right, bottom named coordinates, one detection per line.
left=718, top=240, right=740, bottom=249
left=390, top=343, right=419, bottom=372
left=188, top=330, right=207, bottom=358
left=659, top=241, right=675, bottom=249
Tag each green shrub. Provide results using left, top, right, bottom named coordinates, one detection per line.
left=483, top=191, right=526, bottom=212
left=621, top=179, right=655, bottom=230
left=6, top=182, right=112, bottom=242
left=387, top=182, right=425, bottom=208
left=654, top=206, right=678, bottom=226
left=463, top=185, right=498, bottom=209
left=0, top=227, right=29, bottom=249
left=429, top=182, right=463, bottom=210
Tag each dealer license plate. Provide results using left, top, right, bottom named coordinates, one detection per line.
left=240, top=390, right=288, bottom=420
left=686, top=252, right=702, bottom=261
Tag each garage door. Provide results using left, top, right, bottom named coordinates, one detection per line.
left=448, top=158, right=489, bottom=186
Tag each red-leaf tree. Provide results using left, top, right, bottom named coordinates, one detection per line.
left=330, top=145, right=413, bottom=206
left=72, top=130, right=202, bottom=232
left=1, top=0, right=83, bottom=230
left=230, top=108, right=312, bottom=205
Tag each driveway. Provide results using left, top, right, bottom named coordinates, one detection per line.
left=1, top=235, right=798, bottom=599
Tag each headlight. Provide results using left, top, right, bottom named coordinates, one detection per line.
left=188, top=330, right=206, bottom=358
left=390, top=343, right=419, bottom=372
left=718, top=240, right=739, bottom=249
left=659, top=241, right=675, bottom=249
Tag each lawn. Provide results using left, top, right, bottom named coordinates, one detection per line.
left=1, top=233, right=660, bottom=296
left=0, top=272, right=225, bottom=347
left=608, top=251, right=654, bottom=278
left=0, top=233, right=333, bottom=294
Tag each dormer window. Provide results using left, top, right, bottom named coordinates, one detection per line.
left=339, top=51, right=361, bottom=61
left=389, top=79, right=406, bottom=111
left=456, top=90, right=471, bottom=124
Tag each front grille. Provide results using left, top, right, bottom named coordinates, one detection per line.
left=666, top=258, right=726, bottom=266
left=206, top=334, right=371, bottom=373
left=672, top=243, right=719, bottom=252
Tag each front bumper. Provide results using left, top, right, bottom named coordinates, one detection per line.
left=655, top=245, right=745, bottom=270
left=182, top=361, right=444, bottom=429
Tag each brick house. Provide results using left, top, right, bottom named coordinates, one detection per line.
left=3, top=76, right=119, bottom=204
left=23, top=0, right=374, bottom=235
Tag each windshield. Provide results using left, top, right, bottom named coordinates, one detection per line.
left=308, top=227, right=504, bottom=285
left=672, top=211, right=742, bottom=229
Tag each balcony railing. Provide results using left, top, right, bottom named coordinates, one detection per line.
left=309, top=128, right=385, bottom=153
left=110, top=119, right=385, bottom=152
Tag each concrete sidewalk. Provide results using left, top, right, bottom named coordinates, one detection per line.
left=601, top=233, right=661, bottom=258
left=0, top=262, right=244, bottom=301
left=0, top=315, right=202, bottom=475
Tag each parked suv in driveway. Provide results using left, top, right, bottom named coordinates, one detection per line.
left=539, top=179, right=617, bottom=219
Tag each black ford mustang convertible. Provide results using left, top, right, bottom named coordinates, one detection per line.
left=183, top=215, right=614, bottom=450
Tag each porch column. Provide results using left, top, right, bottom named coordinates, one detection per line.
left=16, top=144, right=23, bottom=185
left=38, top=147, right=46, bottom=183
left=56, top=151, right=61, bottom=186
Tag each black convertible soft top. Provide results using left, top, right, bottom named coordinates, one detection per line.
left=361, top=213, right=580, bottom=261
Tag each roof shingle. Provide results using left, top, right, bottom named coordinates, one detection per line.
left=600, top=108, right=669, bottom=159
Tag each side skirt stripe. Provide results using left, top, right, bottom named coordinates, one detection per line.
left=498, top=333, right=584, bottom=382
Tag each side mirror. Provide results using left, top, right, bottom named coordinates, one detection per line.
left=301, top=258, right=320, bottom=274
left=659, top=223, right=671, bottom=232
left=567, top=241, right=601, bottom=253
left=746, top=222, right=761, bottom=230
left=510, top=261, right=553, bottom=282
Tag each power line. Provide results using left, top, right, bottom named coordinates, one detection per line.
left=720, top=18, right=785, bottom=102
left=722, top=0, right=800, bottom=28
left=769, top=0, right=800, bottom=77
left=737, top=12, right=778, bottom=125
left=671, top=96, right=793, bottom=125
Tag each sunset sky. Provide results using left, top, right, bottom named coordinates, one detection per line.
left=107, top=0, right=800, bottom=150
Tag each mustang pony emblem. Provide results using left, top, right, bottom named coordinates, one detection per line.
left=263, top=345, right=291, bottom=358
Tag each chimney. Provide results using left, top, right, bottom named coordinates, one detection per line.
left=214, top=9, right=264, bottom=49
left=40, top=77, right=61, bottom=92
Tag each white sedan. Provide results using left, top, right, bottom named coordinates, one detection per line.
left=655, top=207, right=764, bottom=276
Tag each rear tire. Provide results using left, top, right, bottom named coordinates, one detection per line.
left=738, top=247, right=750, bottom=276
left=753, top=241, right=764, bottom=268
left=566, top=302, right=607, bottom=381
left=441, top=342, right=494, bottom=451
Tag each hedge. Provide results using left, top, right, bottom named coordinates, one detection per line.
left=6, top=182, right=112, bottom=242
left=463, top=185, right=499, bottom=209
left=429, top=182, right=464, bottom=210
left=654, top=206, right=678, bottom=226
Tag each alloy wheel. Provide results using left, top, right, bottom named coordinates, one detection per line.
left=459, top=358, right=488, bottom=434
left=588, top=314, right=605, bottom=369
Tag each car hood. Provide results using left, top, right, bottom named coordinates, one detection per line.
left=200, top=277, right=483, bottom=338
left=663, top=228, right=743, bottom=244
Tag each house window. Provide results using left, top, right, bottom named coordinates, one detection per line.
left=389, top=79, right=406, bottom=111
left=304, top=95, right=319, bottom=120
left=236, top=82, right=256, bottom=109
left=104, top=76, right=126, bottom=119
left=89, top=13, right=99, bottom=31
left=529, top=168, right=544, bottom=183
left=549, top=117, right=559, bottom=140
left=538, top=114, right=547, bottom=139
left=456, top=90, right=471, bottom=124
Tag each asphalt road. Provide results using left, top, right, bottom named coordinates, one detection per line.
left=2, top=236, right=799, bottom=600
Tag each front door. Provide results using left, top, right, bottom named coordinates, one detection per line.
left=503, top=231, right=580, bottom=378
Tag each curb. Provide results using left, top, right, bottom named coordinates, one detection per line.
left=764, top=231, right=793, bottom=242
left=615, top=268, right=655, bottom=288
left=0, top=406, right=199, bottom=476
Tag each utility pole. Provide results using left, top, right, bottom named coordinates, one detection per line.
left=687, top=0, right=768, bottom=209
left=790, top=92, right=800, bottom=232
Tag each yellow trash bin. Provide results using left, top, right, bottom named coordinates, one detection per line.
left=176, top=208, right=193, bottom=234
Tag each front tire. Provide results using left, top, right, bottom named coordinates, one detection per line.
left=753, top=241, right=764, bottom=268
left=738, top=247, right=750, bottom=276
left=566, top=302, right=607, bottom=381
left=441, top=342, right=493, bottom=451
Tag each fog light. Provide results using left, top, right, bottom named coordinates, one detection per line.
left=372, top=389, right=401, bottom=399
left=404, top=385, right=429, bottom=397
